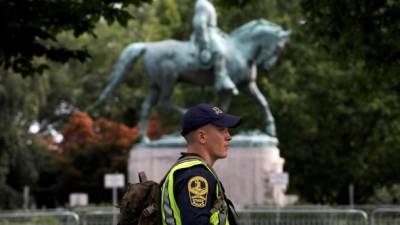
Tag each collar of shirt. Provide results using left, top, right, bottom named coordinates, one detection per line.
left=179, top=152, right=201, bottom=159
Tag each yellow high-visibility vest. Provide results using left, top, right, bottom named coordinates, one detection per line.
left=161, top=159, right=229, bottom=225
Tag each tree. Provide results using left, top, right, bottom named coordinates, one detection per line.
left=33, top=111, right=164, bottom=206
left=216, top=0, right=400, bottom=204
left=0, top=0, right=150, bottom=77
left=288, top=0, right=400, bottom=203
left=246, top=0, right=400, bottom=203
left=0, top=0, right=150, bottom=209
left=0, top=72, right=49, bottom=208
left=300, top=0, right=399, bottom=76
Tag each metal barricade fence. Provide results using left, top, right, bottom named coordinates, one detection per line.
left=6, top=207, right=398, bottom=225
left=83, top=209, right=118, bottom=225
left=371, top=208, right=400, bottom=225
left=237, top=208, right=368, bottom=225
left=0, top=210, right=79, bottom=225
left=81, top=208, right=368, bottom=225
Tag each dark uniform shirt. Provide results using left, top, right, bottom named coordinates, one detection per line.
left=173, top=153, right=237, bottom=225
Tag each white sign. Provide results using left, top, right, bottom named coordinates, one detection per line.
left=104, top=173, right=125, bottom=188
left=270, top=172, right=289, bottom=185
left=69, top=193, right=88, bottom=206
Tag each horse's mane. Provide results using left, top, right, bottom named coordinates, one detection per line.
left=230, top=19, right=283, bottom=40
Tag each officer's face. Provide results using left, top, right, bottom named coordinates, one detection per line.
left=202, top=124, right=231, bottom=161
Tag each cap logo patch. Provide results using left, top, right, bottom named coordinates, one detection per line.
left=212, top=107, right=223, bottom=115
left=188, top=176, right=208, bottom=208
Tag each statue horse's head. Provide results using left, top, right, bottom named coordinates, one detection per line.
left=232, top=19, right=290, bottom=70
left=253, top=19, right=290, bottom=70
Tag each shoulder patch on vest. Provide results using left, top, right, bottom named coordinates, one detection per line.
left=188, top=176, right=208, bottom=208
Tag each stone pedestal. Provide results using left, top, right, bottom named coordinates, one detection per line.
left=128, top=132, right=290, bottom=206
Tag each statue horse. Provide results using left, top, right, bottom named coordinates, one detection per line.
left=96, top=19, right=290, bottom=142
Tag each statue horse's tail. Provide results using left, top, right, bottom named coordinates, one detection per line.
left=95, top=43, right=146, bottom=106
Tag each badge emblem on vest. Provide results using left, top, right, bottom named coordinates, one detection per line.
left=188, top=176, right=209, bottom=208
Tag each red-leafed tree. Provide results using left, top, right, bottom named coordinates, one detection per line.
left=61, top=111, right=140, bottom=151
left=61, top=112, right=100, bottom=146
left=35, top=111, right=166, bottom=207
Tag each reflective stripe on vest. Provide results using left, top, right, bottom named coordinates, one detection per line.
left=161, top=160, right=229, bottom=225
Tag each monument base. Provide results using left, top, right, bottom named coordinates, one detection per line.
left=128, top=131, right=293, bottom=206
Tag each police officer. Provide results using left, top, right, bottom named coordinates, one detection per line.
left=161, top=103, right=240, bottom=225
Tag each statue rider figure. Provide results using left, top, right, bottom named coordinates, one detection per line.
left=192, top=0, right=239, bottom=95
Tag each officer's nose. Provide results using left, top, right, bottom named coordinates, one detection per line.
left=226, top=131, right=232, bottom=141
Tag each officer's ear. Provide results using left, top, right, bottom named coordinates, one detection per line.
left=186, top=129, right=205, bottom=144
left=196, top=129, right=207, bottom=144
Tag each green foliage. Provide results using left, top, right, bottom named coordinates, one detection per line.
left=0, top=72, right=49, bottom=209
left=34, top=143, right=129, bottom=207
left=300, top=0, right=400, bottom=74
left=279, top=0, right=400, bottom=203
left=0, top=0, right=151, bottom=77
left=368, top=184, right=400, bottom=204
left=0, top=0, right=151, bottom=209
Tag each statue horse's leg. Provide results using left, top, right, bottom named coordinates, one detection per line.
left=157, top=81, right=185, bottom=115
left=156, top=68, right=185, bottom=115
left=139, top=86, right=160, bottom=143
left=242, top=81, right=277, bottom=137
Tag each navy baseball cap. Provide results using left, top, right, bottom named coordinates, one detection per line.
left=180, top=103, right=241, bottom=136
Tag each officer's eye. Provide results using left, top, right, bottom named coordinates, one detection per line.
left=219, top=127, right=227, bottom=132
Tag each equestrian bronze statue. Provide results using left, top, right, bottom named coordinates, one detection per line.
left=96, top=19, right=289, bottom=143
